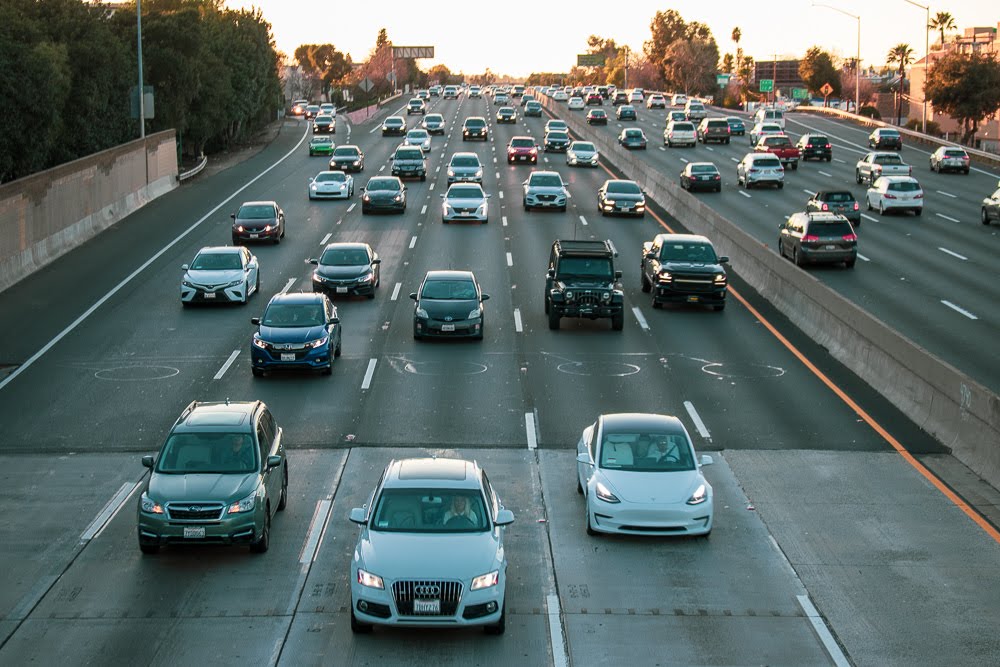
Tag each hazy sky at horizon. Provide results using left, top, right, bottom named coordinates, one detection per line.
left=228, top=0, right=998, bottom=76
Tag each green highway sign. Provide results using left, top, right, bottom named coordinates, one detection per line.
left=716, top=73, right=731, bottom=87
left=792, top=88, right=808, bottom=100
left=577, top=54, right=605, bottom=67
left=758, top=79, right=773, bottom=93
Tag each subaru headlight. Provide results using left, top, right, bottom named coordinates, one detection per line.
left=308, top=335, right=330, bottom=349
left=415, top=307, right=428, bottom=319
left=228, top=491, right=256, bottom=514
left=686, top=484, right=708, bottom=505
left=357, top=568, right=384, bottom=589
left=471, top=571, right=499, bottom=590
left=252, top=335, right=267, bottom=350
left=595, top=481, right=620, bottom=503
left=140, top=493, right=164, bottom=514
left=467, top=307, right=482, bottom=319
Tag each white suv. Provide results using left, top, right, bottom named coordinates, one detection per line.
left=736, top=153, right=785, bottom=189
left=664, top=120, right=697, bottom=148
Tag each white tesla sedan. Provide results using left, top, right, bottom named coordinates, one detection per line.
left=576, top=413, right=714, bottom=536
left=441, top=183, right=490, bottom=223
left=180, top=246, right=259, bottom=305
left=349, top=458, right=514, bottom=634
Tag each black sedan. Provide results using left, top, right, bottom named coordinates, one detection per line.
left=597, top=179, right=646, bottom=217
left=313, top=114, right=336, bottom=134
left=361, top=176, right=406, bottom=214
left=381, top=116, right=407, bottom=136
left=410, top=270, right=490, bottom=340
left=329, top=145, right=365, bottom=172
left=496, top=106, right=517, bottom=124
left=231, top=200, right=285, bottom=244
left=618, top=128, right=647, bottom=150
left=310, top=242, right=381, bottom=299
left=616, top=105, right=637, bottom=121
left=679, top=162, right=722, bottom=193
left=797, top=134, right=832, bottom=161
left=544, top=131, right=571, bottom=152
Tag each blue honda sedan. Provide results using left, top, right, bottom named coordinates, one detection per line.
left=250, top=292, right=341, bottom=376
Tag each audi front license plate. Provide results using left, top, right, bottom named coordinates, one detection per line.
left=414, top=599, right=440, bottom=614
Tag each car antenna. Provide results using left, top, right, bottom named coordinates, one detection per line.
left=225, top=397, right=230, bottom=405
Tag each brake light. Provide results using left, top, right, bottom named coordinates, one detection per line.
left=908, top=167, right=912, bottom=175
left=713, top=174, right=721, bottom=180
left=915, top=193, right=923, bottom=199
left=748, top=168, right=759, bottom=173
left=884, top=193, right=897, bottom=199
left=962, top=156, right=969, bottom=162
left=821, top=203, right=829, bottom=211
left=843, top=234, right=858, bottom=242
left=689, top=175, right=698, bottom=181
left=802, top=234, right=820, bottom=242
left=853, top=202, right=860, bottom=211
left=825, top=144, right=831, bottom=148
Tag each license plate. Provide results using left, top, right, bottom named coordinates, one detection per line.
left=700, top=176, right=710, bottom=180
left=621, top=206, right=632, bottom=211
left=183, top=527, right=205, bottom=539
left=336, top=287, right=348, bottom=294
left=825, top=245, right=837, bottom=250
left=250, top=234, right=259, bottom=239
left=441, top=324, right=456, bottom=332
left=203, top=292, right=216, bottom=299
left=280, top=353, right=296, bottom=361
left=687, top=296, right=700, bottom=303
left=414, top=599, right=440, bottom=614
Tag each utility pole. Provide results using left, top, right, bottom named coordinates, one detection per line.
left=903, top=0, right=930, bottom=132
left=772, top=53, right=777, bottom=105
left=624, top=46, right=629, bottom=90
left=137, top=0, right=145, bottom=138
left=812, top=4, right=861, bottom=114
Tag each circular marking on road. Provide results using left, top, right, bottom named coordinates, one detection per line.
left=94, top=366, right=181, bottom=381
left=395, top=360, right=489, bottom=376
left=557, top=361, right=641, bottom=377
left=700, top=362, right=785, bottom=379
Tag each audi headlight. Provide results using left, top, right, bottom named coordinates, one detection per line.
left=308, top=335, right=330, bottom=349
left=357, top=568, right=384, bottom=589
left=415, top=307, right=428, bottom=318
left=140, top=493, right=164, bottom=514
left=686, top=484, right=708, bottom=505
left=595, top=481, right=620, bottom=503
left=252, top=335, right=267, bottom=350
left=467, top=307, right=482, bottom=319
left=227, top=491, right=256, bottom=514
left=471, top=571, right=499, bottom=590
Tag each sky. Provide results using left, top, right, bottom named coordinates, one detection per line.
left=228, top=0, right=998, bottom=77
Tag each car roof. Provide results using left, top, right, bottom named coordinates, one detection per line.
left=530, top=170, right=562, bottom=178
left=268, top=291, right=326, bottom=305
left=173, top=400, right=260, bottom=433
left=197, top=246, right=242, bottom=254
left=385, top=458, right=482, bottom=490
left=450, top=151, right=480, bottom=160
left=599, top=412, right=688, bottom=435
left=653, top=233, right=712, bottom=245
left=424, top=270, right=475, bottom=281
left=878, top=176, right=919, bottom=184
left=686, top=161, right=719, bottom=169
left=797, top=211, right=847, bottom=223
left=239, top=200, right=277, bottom=207
left=322, top=241, right=370, bottom=251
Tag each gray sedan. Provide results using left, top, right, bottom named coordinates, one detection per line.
left=441, top=183, right=490, bottom=224
left=566, top=141, right=599, bottom=167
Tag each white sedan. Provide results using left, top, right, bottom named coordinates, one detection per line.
left=566, top=141, right=599, bottom=167
left=404, top=129, right=432, bottom=153
left=567, top=96, right=585, bottom=110
left=552, top=90, right=568, bottom=102
left=180, top=246, right=259, bottom=305
left=576, top=413, right=714, bottom=536
left=866, top=176, right=924, bottom=216
left=441, top=183, right=490, bottom=223
left=308, top=170, right=354, bottom=200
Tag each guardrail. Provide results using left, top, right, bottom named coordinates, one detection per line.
left=178, top=155, right=207, bottom=181
left=540, top=93, right=1000, bottom=491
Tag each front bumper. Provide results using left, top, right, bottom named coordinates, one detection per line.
left=463, top=131, right=488, bottom=140
left=507, top=152, right=537, bottom=163
left=551, top=300, right=622, bottom=319
left=351, top=577, right=505, bottom=628
left=180, top=282, right=246, bottom=303
left=525, top=194, right=566, bottom=208
left=309, top=187, right=350, bottom=199
left=362, top=199, right=405, bottom=212
left=233, top=227, right=279, bottom=242
left=799, top=246, right=858, bottom=264
left=600, top=200, right=645, bottom=216
left=587, top=499, right=713, bottom=536
left=414, top=316, right=483, bottom=337
left=251, top=341, right=333, bottom=372
left=313, top=276, right=375, bottom=297
left=330, top=161, right=363, bottom=172
left=137, top=506, right=264, bottom=546
left=567, top=155, right=599, bottom=167
left=653, top=283, right=727, bottom=306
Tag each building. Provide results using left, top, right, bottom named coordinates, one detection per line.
left=752, top=59, right=805, bottom=99
left=910, top=23, right=1000, bottom=152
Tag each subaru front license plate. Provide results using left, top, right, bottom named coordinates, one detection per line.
left=414, top=599, right=440, bottom=614
left=183, top=527, right=205, bottom=539
left=280, top=353, right=295, bottom=361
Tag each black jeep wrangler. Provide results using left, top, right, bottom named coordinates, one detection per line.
left=545, top=239, right=625, bottom=331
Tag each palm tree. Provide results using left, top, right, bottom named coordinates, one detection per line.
left=731, top=27, right=741, bottom=46
left=886, top=44, right=915, bottom=126
left=928, top=12, right=956, bottom=49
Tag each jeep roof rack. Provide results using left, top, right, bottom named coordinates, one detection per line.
left=554, top=239, right=618, bottom=257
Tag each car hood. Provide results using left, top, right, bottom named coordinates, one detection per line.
left=599, top=468, right=703, bottom=504
left=526, top=185, right=566, bottom=195
left=366, top=190, right=401, bottom=201
left=445, top=196, right=486, bottom=208
left=425, top=120, right=443, bottom=128
left=358, top=530, right=500, bottom=579
left=558, top=279, right=614, bottom=289
left=331, top=154, right=360, bottom=163
left=185, top=268, right=244, bottom=285
left=314, top=180, right=348, bottom=190
left=509, top=146, right=534, bottom=153
left=661, top=260, right=723, bottom=274
left=606, top=192, right=643, bottom=203
left=419, top=298, right=479, bottom=319
left=258, top=324, right=327, bottom=343
left=317, top=264, right=370, bottom=279
left=149, top=472, right=257, bottom=503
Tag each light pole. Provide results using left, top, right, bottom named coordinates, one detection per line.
left=136, top=0, right=145, bottom=138
left=902, top=0, right=929, bottom=133
left=623, top=46, right=629, bottom=90
left=812, top=4, right=860, bottom=114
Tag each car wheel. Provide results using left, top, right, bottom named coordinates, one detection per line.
left=983, top=208, right=991, bottom=225
left=249, top=510, right=270, bottom=553
left=421, top=174, right=426, bottom=182
left=611, top=314, right=624, bottom=331
left=484, top=603, right=506, bottom=635
left=231, top=236, right=239, bottom=245
left=252, top=367, right=264, bottom=377
left=640, top=271, right=651, bottom=293
left=915, top=207, right=922, bottom=217
left=713, top=302, right=725, bottom=311
left=651, top=298, right=662, bottom=309
left=322, top=354, right=333, bottom=375
left=139, top=542, right=159, bottom=555
left=794, top=247, right=805, bottom=267
left=350, top=608, right=373, bottom=634
left=792, top=162, right=798, bottom=171
left=880, top=201, right=886, bottom=215
left=867, top=198, right=873, bottom=211
left=855, top=170, right=862, bottom=184
left=778, top=182, right=784, bottom=190
left=277, top=467, right=288, bottom=511
left=577, top=475, right=584, bottom=495
left=548, top=311, right=560, bottom=330
left=559, top=205, right=567, bottom=212
left=845, top=258, right=857, bottom=269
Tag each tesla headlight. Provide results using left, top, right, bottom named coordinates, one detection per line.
left=140, top=493, right=164, bottom=514
left=471, top=571, right=499, bottom=590
left=228, top=491, right=256, bottom=514
left=252, top=335, right=267, bottom=349
left=308, top=335, right=330, bottom=349
left=595, top=481, right=620, bottom=503
left=686, top=484, right=708, bottom=505
left=357, top=568, right=384, bottom=589
left=467, top=307, right=482, bottom=319
left=415, top=307, right=428, bottom=318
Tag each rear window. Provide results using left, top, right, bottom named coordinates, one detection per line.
left=943, top=149, right=966, bottom=157
left=465, top=119, right=486, bottom=128
left=672, top=123, right=695, bottom=131
left=875, top=155, right=903, bottom=165
left=706, top=120, right=728, bottom=128
left=807, top=136, right=829, bottom=145
left=691, top=165, right=718, bottom=174
left=754, top=157, right=781, bottom=168
left=888, top=181, right=921, bottom=192
left=806, top=221, right=853, bottom=236
left=880, top=129, right=900, bottom=136
left=821, top=192, right=854, bottom=202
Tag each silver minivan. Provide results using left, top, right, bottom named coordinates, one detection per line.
left=753, top=107, right=786, bottom=129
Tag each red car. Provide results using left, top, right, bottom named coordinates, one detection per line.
left=507, top=136, right=538, bottom=164
left=585, top=93, right=603, bottom=106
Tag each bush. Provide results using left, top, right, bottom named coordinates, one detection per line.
left=858, top=105, right=881, bottom=120
left=905, top=118, right=942, bottom=136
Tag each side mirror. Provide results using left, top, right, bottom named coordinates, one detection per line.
left=266, top=455, right=282, bottom=470
left=181, top=264, right=189, bottom=271
left=439, top=194, right=445, bottom=198
left=546, top=268, right=555, bottom=279
left=700, top=454, right=714, bottom=466
left=349, top=507, right=368, bottom=525
left=576, top=452, right=594, bottom=465
left=494, top=509, right=515, bottom=526
left=230, top=213, right=236, bottom=219
left=371, top=258, right=381, bottom=265
left=485, top=194, right=492, bottom=199
left=251, top=317, right=261, bottom=325
left=718, top=256, right=729, bottom=264
left=409, top=292, right=418, bottom=300
left=481, top=294, right=490, bottom=301
left=141, top=455, right=154, bottom=469
left=644, top=252, right=656, bottom=259
left=329, top=317, right=340, bottom=325
left=309, top=258, right=318, bottom=265
left=614, top=270, right=622, bottom=280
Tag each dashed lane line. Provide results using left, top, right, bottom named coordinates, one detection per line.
left=941, top=300, right=978, bottom=320
left=390, top=282, right=402, bottom=301
left=631, top=306, right=649, bottom=330
left=213, top=350, right=240, bottom=380
left=361, top=358, right=378, bottom=390
left=683, top=400, right=712, bottom=440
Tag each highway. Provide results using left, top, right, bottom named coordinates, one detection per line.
left=541, top=98, right=1000, bottom=394
left=0, top=91, right=998, bottom=666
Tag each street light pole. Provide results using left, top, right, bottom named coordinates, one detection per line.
left=812, top=4, right=861, bottom=115
left=903, top=0, right=929, bottom=133
left=137, top=0, right=145, bottom=138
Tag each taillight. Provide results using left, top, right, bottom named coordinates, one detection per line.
left=749, top=168, right=759, bottom=173
left=915, top=193, right=923, bottom=199
left=821, top=203, right=829, bottom=211
left=884, top=193, right=897, bottom=199
left=825, top=144, right=831, bottom=148
left=689, top=176, right=698, bottom=181
left=802, top=234, right=820, bottom=242
left=853, top=202, right=860, bottom=211
left=908, top=167, right=912, bottom=175
left=714, top=174, right=721, bottom=180
left=843, top=234, right=858, bottom=242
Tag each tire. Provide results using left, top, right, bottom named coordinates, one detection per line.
left=548, top=311, right=560, bottom=330
left=420, top=174, right=426, bottom=182
left=611, top=314, right=624, bottom=331
left=794, top=247, right=805, bottom=267
left=725, top=138, right=730, bottom=145
left=778, top=182, right=784, bottom=190
left=252, top=367, right=264, bottom=377
left=544, top=295, right=550, bottom=314
left=716, top=185, right=722, bottom=193
left=139, top=542, right=159, bottom=555
left=577, top=475, right=583, bottom=495
left=867, top=198, right=873, bottom=211
left=277, top=467, right=288, bottom=511
left=322, top=355, right=333, bottom=375
left=484, top=603, right=506, bottom=635
left=640, top=271, right=652, bottom=293
left=855, top=170, right=862, bottom=184
left=879, top=201, right=886, bottom=215
left=651, top=299, right=662, bottom=309
left=792, top=162, right=798, bottom=171
left=249, top=510, right=270, bottom=553
left=232, top=236, right=239, bottom=245
left=983, top=209, right=991, bottom=225
left=713, top=303, right=725, bottom=311
left=351, top=608, right=373, bottom=634
left=845, top=259, right=856, bottom=269
left=915, top=207, right=922, bottom=217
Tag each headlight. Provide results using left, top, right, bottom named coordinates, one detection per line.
left=602, top=292, right=611, bottom=301
left=353, top=160, right=360, bottom=165
left=415, top=307, right=428, bottom=318
left=595, top=481, right=620, bottom=503
left=228, top=491, right=256, bottom=514
left=358, top=271, right=374, bottom=284
left=687, top=484, right=708, bottom=505
left=357, top=568, right=384, bottom=589
left=252, top=335, right=267, bottom=349
left=363, top=194, right=371, bottom=202
left=471, top=571, right=499, bottom=590
left=475, top=169, right=483, bottom=178
left=310, top=184, right=318, bottom=191
left=393, top=194, right=402, bottom=202
left=467, top=307, right=482, bottom=319
left=140, top=493, right=164, bottom=514
left=604, top=199, right=616, bottom=206
left=447, top=169, right=455, bottom=177
left=713, top=274, right=727, bottom=285
left=181, top=280, right=193, bottom=288
left=658, top=271, right=672, bottom=284
left=308, top=335, right=330, bottom=349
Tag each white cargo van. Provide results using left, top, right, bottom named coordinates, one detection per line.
left=754, top=107, right=785, bottom=129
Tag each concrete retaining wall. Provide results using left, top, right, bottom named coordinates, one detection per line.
left=541, top=95, right=1000, bottom=489
left=0, top=130, right=178, bottom=293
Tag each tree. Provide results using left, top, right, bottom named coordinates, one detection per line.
left=661, top=38, right=719, bottom=95
left=925, top=52, right=1000, bottom=145
left=721, top=53, right=735, bottom=74
left=799, top=47, right=841, bottom=102
left=887, top=43, right=915, bottom=125
left=294, top=44, right=352, bottom=101
left=928, top=12, right=956, bottom=48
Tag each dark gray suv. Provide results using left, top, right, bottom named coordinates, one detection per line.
left=136, top=400, right=288, bottom=554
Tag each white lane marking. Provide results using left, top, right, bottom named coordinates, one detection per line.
left=390, top=282, right=402, bottom=301
left=506, top=252, right=513, bottom=267
left=299, top=499, right=332, bottom=564
left=631, top=306, right=649, bottom=330
left=546, top=593, right=569, bottom=667
left=280, top=277, right=296, bottom=294
left=514, top=308, right=523, bottom=333
left=502, top=215, right=508, bottom=226
left=936, top=190, right=957, bottom=198
left=941, top=300, right=978, bottom=320
left=833, top=158, right=846, bottom=163
left=803, top=189, right=816, bottom=196
left=705, top=146, right=715, bottom=152
left=818, top=171, right=833, bottom=177
left=499, top=191, right=504, bottom=199
left=346, top=203, right=356, bottom=213
left=680, top=157, right=689, bottom=164
left=579, top=215, right=588, bottom=226
left=409, top=235, right=417, bottom=249
left=861, top=213, right=878, bottom=222
left=81, top=482, right=140, bottom=542
left=378, top=165, right=385, bottom=172
left=361, top=358, right=378, bottom=390
left=496, top=171, right=501, bottom=179
left=797, top=595, right=851, bottom=667
left=420, top=204, right=427, bottom=215
left=8, top=575, right=59, bottom=621
left=525, top=412, right=538, bottom=450
left=436, top=166, right=441, bottom=173
left=213, top=350, right=240, bottom=380
left=658, top=146, right=666, bottom=151
left=430, top=182, right=435, bottom=190
left=319, top=233, right=331, bottom=245
left=369, top=125, right=379, bottom=134
left=0, top=123, right=313, bottom=394
left=936, top=213, right=960, bottom=223
left=857, top=254, right=871, bottom=262
left=738, top=191, right=752, bottom=198
left=730, top=157, right=739, bottom=163
left=938, top=247, right=968, bottom=260
left=543, top=157, right=549, bottom=163
left=683, top=401, right=712, bottom=440
left=92, top=481, right=143, bottom=541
